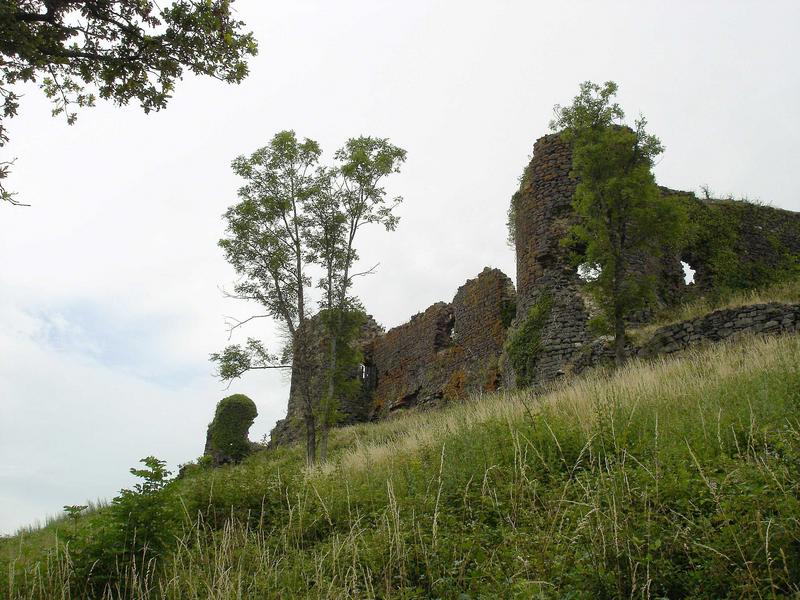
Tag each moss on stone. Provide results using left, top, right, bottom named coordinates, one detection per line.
left=682, top=197, right=800, bottom=297
left=499, top=298, right=517, bottom=329
left=442, top=369, right=467, bottom=403
left=504, top=295, right=552, bottom=388
left=205, top=394, right=258, bottom=466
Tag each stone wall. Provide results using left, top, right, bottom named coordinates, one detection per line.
left=267, top=127, right=800, bottom=448
left=268, top=314, right=383, bottom=447
left=682, top=198, right=800, bottom=294
left=512, top=133, right=592, bottom=384
left=370, top=267, right=516, bottom=416
left=571, top=302, right=800, bottom=373
left=368, top=301, right=455, bottom=413
left=514, top=133, right=578, bottom=317
left=638, top=302, right=800, bottom=358
left=269, top=268, right=516, bottom=443
left=510, top=133, right=800, bottom=386
left=510, top=135, right=688, bottom=385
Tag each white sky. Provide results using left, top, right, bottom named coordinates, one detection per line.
left=2, top=0, right=799, bottom=534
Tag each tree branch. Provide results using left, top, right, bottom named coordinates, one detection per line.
left=346, top=262, right=380, bottom=282
left=224, top=313, right=269, bottom=340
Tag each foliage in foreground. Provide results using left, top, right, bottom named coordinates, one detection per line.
left=3, top=333, right=800, bottom=598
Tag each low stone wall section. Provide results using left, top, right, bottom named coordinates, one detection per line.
left=638, top=302, right=800, bottom=358
left=571, top=302, right=800, bottom=375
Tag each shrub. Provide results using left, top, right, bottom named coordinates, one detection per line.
left=67, top=457, right=181, bottom=597
left=205, top=394, right=258, bottom=465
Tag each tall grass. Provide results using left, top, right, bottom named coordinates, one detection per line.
left=4, top=333, right=800, bottom=598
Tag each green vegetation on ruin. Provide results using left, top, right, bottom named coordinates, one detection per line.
left=503, top=294, right=552, bottom=388
left=205, top=394, right=258, bottom=465
left=679, top=194, right=800, bottom=296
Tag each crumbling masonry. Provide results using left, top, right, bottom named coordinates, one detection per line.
left=269, top=131, right=800, bottom=445
left=367, top=267, right=516, bottom=417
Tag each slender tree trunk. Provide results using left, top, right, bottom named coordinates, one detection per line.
left=295, top=351, right=317, bottom=466
left=613, top=254, right=627, bottom=367
left=292, top=191, right=316, bottom=465
left=319, top=424, right=329, bottom=462
left=320, top=225, right=356, bottom=461
left=298, top=336, right=317, bottom=466
left=304, top=411, right=316, bottom=466
left=320, top=268, right=337, bottom=464
left=300, top=371, right=316, bottom=466
left=321, top=320, right=338, bottom=462
left=294, top=328, right=316, bottom=466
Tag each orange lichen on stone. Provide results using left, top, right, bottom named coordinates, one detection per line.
left=443, top=369, right=467, bottom=402
left=369, top=268, right=517, bottom=416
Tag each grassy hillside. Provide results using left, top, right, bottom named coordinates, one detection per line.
left=3, top=333, right=800, bottom=599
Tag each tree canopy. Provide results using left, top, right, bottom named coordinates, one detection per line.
left=211, top=130, right=405, bottom=463
left=552, top=81, right=687, bottom=365
left=0, top=0, right=258, bottom=204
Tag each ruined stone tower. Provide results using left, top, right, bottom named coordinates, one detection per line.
left=513, top=133, right=591, bottom=382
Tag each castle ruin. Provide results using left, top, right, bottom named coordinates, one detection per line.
left=270, top=132, right=800, bottom=446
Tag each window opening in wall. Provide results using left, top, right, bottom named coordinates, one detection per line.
left=681, top=261, right=696, bottom=284
left=434, top=312, right=456, bottom=351
left=577, top=262, right=601, bottom=282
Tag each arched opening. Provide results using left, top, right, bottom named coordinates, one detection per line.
left=359, top=360, right=377, bottom=391
left=434, top=312, right=456, bottom=351
left=577, top=262, right=601, bottom=282
left=681, top=261, right=696, bottom=285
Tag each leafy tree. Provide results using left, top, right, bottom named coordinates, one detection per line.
left=62, top=503, right=88, bottom=534
left=212, top=130, right=321, bottom=464
left=316, top=137, right=405, bottom=460
left=211, top=131, right=405, bottom=463
left=112, top=456, right=178, bottom=556
left=211, top=131, right=404, bottom=464
left=551, top=81, right=687, bottom=365
left=0, top=0, right=258, bottom=205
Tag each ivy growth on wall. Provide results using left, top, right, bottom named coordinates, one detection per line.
left=506, top=163, right=534, bottom=247
left=504, top=294, right=552, bottom=387
left=682, top=196, right=800, bottom=297
left=206, top=394, right=258, bottom=465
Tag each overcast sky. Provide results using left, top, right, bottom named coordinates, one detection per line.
left=1, top=0, right=799, bottom=534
